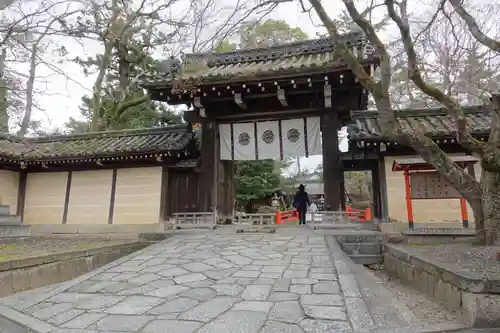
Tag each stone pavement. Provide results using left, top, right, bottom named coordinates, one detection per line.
left=0, top=228, right=470, bottom=333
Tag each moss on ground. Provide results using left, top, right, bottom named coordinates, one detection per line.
left=0, top=239, right=129, bottom=262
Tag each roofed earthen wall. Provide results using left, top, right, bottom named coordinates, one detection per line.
left=22, top=167, right=163, bottom=225
left=67, top=170, right=113, bottom=225
left=24, top=172, right=68, bottom=224
left=112, top=167, right=162, bottom=224
left=0, top=170, right=19, bottom=214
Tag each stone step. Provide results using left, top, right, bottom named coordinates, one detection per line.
left=341, top=242, right=381, bottom=255
left=0, top=215, right=21, bottom=225
left=0, top=205, right=10, bottom=216
left=349, top=254, right=383, bottom=265
left=335, top=233, right=384, bottom=244
left=0, top=224, right=30, bottom=238
left=312, top=223, right=378, bottom=231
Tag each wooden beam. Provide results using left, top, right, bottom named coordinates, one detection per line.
left=159, top=167, right=169, bottom=219
left=340, top=170, right=345, bottom=211
left=371, top=162, right=382, bottom=219
left=62, top=171, right=72, bottom=224
left=234, top=93, right=247, bottom=109
left=108, top=168, right=117, bottom=224
left=277, top=88, right=288, bottom=107
left=378, top=157, right=390, bottom=221
left=200, top=119, right=217, bottom=212
left=16, top=171, right=27, bottom=222
left=215, top=108, right=325, bottom=122
left=183, top=110, right=201, bottom=123
left=182, top=86, right=358, bottom=104
left=324, top=84, right=332, bottom=108
left=321, top=112, right=341, bottom=211
left=18, top=158, right=180, bottom=173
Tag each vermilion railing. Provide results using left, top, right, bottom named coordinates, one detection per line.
left=275, top=209, right=299, bottom=224
left=345, top=205, right=372, bottom=222
left=274, top=206, right=372, bottom=225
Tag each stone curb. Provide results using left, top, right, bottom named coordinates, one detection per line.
left=324, top=236, right=373, bottom=332
left=325, top=235, right=428, bottom=331
left=0, top=304, right=55, bottom=333
left=0, top=241, right=144, bottom=272
left=384, top=245, right=500, bottom=328
left=0, top=238, right=167, bottom=332
left=385, top=244, right=500, bottom=293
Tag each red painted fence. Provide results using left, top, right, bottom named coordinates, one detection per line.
left=345, top=205, right=372, bottom=222
left=275, top=206, right=372, bottom=224
left=275, top=209, right=299, bottom=224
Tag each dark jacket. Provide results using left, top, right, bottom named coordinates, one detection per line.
left=293, top=190, right=310, bottom=212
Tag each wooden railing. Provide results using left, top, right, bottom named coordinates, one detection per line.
left=173, top=212, right=217, bottom=229
left=308, top=211, right=346, bottom=229
left=233, top=213, right=275, bottom=228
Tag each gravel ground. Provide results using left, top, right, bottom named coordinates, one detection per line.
left=399, top=244, right=500, bottom=279
left=0, top=237, right=133, bottom=261
left=371, top=269, right=469, bottom=327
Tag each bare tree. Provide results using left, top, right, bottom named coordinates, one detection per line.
left=0, top=0, right=82, bottom=134
left=15, top=4, right=80, bottom=136
left=386, top=2, right=500, bottom=110
left=293, top=0, right=500, bottom=244
left=60, top=0, right=289, bottom=131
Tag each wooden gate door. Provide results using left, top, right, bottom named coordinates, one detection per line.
left=167, top=170, right=200, bottom=215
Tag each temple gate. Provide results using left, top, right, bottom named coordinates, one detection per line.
left=143, top=34, right=378, bottom=219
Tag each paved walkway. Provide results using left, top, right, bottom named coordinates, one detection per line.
left=0, top=228, right=469, bottom=333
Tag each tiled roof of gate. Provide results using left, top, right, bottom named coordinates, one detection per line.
left=347, top=106, right=491, bottom=140
left=0, top=124, right=192, bottom=161
left=142, top=34, right=377, bottom=88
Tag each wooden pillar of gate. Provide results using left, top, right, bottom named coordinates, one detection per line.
left=217, top=160, right=235, bottom=221
left=321, top=112, right=341, bottom=211
left=371, top=161, right=382, bottom=219
left=200, top=119, right=218, bottom=213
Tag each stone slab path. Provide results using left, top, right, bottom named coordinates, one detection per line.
left=0, top=228, right=468, bottom=333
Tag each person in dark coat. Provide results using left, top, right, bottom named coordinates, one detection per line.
left=293, top=184, right=310, bottom=225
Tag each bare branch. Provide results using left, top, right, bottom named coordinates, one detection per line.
left=385, top=0, right=486, bottom=154
left=448, top=0, right=500, bottom=53
left=307, top=0, right=375, bottom=91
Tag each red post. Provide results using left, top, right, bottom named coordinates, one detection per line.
left=403, top=167, right=414, bottom=230
left=365, top=207, right=372, bottom=222
left=460, top=198, right=469, bottom=228
left=346, top=205, right=351, bottom=217
left=275, top=210, right=282, bottom=225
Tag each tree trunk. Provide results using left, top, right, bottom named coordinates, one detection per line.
left=479, top=94, right=500, bottom=245
left=90, top=42, right=112, bottom=132
left=18, top=43, right=38, bottom=137
left=480, top=170, right=500, bottom=245
left=0, top=48, right=8, bottom=133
